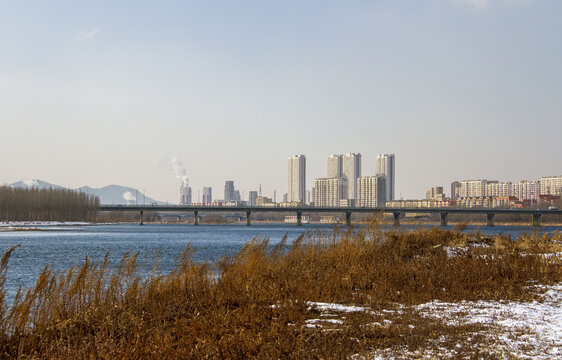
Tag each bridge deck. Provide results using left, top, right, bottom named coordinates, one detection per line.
left=99, top=205, right=561, bottom=215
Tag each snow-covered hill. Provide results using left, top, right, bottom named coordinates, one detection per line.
left=9, top=179, right=162, bottom=205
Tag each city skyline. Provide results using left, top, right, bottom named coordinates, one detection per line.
left=1, top=1, right=561, bottom=203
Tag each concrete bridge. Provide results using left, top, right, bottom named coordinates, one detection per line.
left=99, top=205, right=561, bottom=227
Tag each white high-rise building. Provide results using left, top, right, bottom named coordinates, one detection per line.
left=327, top=154, right=343, bottom=178
left=288, top=155, right=306, bottom=203
left=356, top=176, right=386, bottom=208
left=512, top=180, right=539, bottom=201
left=459, top=180, right=486, bottom=198
left=342, top=153, right=361, bottom=200
left=484, top=181, right=512, bottom=197
left=180, top=184, right=192, bottom=205
left=202, top=187, right=212, bottom=204
left=376, top=154, right=395, bottom=201
left=314, top=177, right=346, bottom=207
left=540, top=176, right=562, bottom=196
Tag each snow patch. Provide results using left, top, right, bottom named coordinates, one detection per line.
left=306, top=302, right=370, bottom=313
left=416, top=283, right=562, bottom=359
left=22, top=179, right=39, bottom=187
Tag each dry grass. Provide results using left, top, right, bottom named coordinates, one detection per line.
left=0, top=221, right=560, bottom=359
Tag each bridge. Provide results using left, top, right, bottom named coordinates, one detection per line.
left=98, top=205, right=562, bottom=227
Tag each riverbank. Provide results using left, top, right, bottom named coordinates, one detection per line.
left=0, top=222, right=559, bottom=358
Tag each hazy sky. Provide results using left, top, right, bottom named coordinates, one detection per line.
left=1, top=0, right=561, bottom=203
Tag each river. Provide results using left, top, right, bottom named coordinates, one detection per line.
left=0, top=223, right=560, bottom=302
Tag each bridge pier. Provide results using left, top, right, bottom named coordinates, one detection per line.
left=532, top=213, right=541, bottom=228
left=193, top=211, right=199, bottom=226
left=440, top=212, right=448, bottom=227
left=486, top=213, right=495, bottom=227
left=345, top=211, right=352, bottom=227
left=139, top=210, right=144, bottom=226
left=296, top=211, right=303, bottom=226
left=393, top=212, right=400, bottom=227
left=246, top=210, right=251, bottom=226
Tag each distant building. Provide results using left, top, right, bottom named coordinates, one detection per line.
left=425, top=186, right=444, bottom=201
left=342, top=153, right=361, bottom=200
left=256, top=196, right=275, bottom=207
left=511, top=180, right=539, bottom=201
left=248, top=191, right=258, bottom=206
left=282, top=193, right=288, bottom=203
left=459, top=180, right=486, bottom=198
left=314, top=177, right=347, bottom=207
left=484, top=181, right=512, bottom=197
left=288, top=155, right=306, bottom=203
left=233, top=190, right=241, bottom=202
left=306, top=189, right=314, bottom=206
left=327, top=154, right=343, bottom=178
left=540, top=176, right=562, bottom=196
left=180, top=185, right=192, bottom=205
left=387, top=199, right=456, bottom=208
left=356, top=176, right=386, bottom=208
left=224, top=181, right=235, bottom=202
left=451, top=181, right=461, bottom=200
left=376, top=154, right=395, bottom=201
left=202, top=187, right=212, bottom=204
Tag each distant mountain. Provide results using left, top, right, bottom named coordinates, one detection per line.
left=9, top=179, right=162, bottom=205
left=77, top=185, right=161, bottom=205
left=10, top=179, right=65, bottom=190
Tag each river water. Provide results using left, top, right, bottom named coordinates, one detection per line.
left=0, top=223, right=560, bottom=301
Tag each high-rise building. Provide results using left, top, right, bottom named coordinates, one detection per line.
left=451, top=181, right=461, bottom=200
left=288, top=155, right=306, bottom=203
left=306, top=190, right=314, bottom=206
left=512, top=180, right=539, bottom=201
left=342, top=153, right=361, bottom=200
left=327, top=154, right=343, bottom=178
left=224, top=181, right=235, bottom=202
left=180, top=185, right=192, bottom=205
left=459, top=180, right=486, bottom=198
left=249, top=191, right=258, bottom=206
left=314, top=177, right=347, bottom=207
left=356, top=176, right=386, bottom=208
left=376, top=154, right=395, bottom=201
left=426, top=186, right=444, bottom=201
left=202, top=187, right=212, bottom=204
left=540, top=176, right=562, bottom=196
left=484, top=181, right=512, bottom=197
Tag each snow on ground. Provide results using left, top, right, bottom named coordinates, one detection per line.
left=308, top=284, right=561, bottom=359
left=306, top=301, right=370, bottom=313
left=0, top=221, right=96, bottom=232
left=416, top=283, right=562, bottom=359
left=0, top=221, right=91, bottom=227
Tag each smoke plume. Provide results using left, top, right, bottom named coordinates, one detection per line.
left=169, top=155, right=189, bottom=187
left=122, top=191, right=136, bottom=203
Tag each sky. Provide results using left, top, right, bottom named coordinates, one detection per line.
left=1, top=0, right=561, bottom=203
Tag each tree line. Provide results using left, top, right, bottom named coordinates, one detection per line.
left=0, top=186, right=99, bottom=222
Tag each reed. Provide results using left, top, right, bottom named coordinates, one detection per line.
left=0, top=222, right=559, bottom=359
